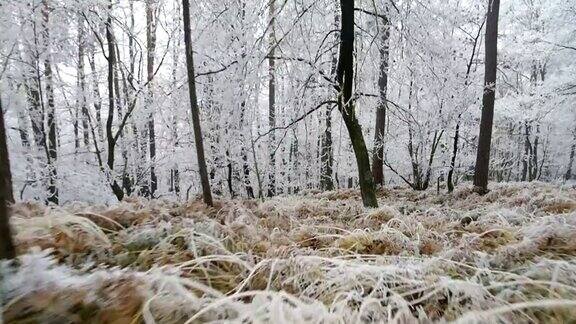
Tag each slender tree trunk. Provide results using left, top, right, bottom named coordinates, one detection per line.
left=320, top=106, right=334, bottom=190
left=447, top=117, right=460, bottom=192
left=88, top=42, right=104, bottom=142
left=42, top=0, right=58, bottom=205
left=146, top=0, right=158, bottom=197
left=77, top=14, right=90, bottom=148
left=182, top=0, right=213, bottom=206
left=0, top=98, right=16, bottom=260
left=267, top=0, right=276, bottom=197
left=320, top=8, right=338, bottom=191
left=530, top=124, right=539, bottom=181
left=105, top=2, right=124, bottom=201
left=473, top=0, right=500, bottom=194
left=371, top=14, right=390, bottom=187
left=337, top=0, right=377, bottom=208
left=521, top=122, right=530, bottom=181
left=169, top=0, right=181, bottom=197
left=565, top=125, right=576, bottom=181
left=447, top=20, right=483, bottom=192
left=240, top=102, right=255, bottom=198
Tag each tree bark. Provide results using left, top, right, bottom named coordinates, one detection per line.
left=565, top=124, right=576, bottom=181
left=521, top=122, right=530, bottom=181
left=146, top=0, right=158, bottom=197
left=105, top=1, right=124, bottom=201
left=267, top=0, right=276, bottom=197
left=337, top=0, right=378, bottom=208
left=447, top=118, right=460, bottom=192
left=320, top=106, right=334, bottom=190
left=320, top=8, right=338, bottom=191
left=42, top=0, right=58, bottom=205
left=371, top=14, right=390, bottom=187
left=473, top=0, right=500, bottom=194
left=77, top=14, right=90, bottom=148
left=169, top=0, right=181, bottom=197
left=0, top=97, right=16, bottom=260
left=88, top=42, right=104, bottom=142
left=182, top=0, right=213, bottom=206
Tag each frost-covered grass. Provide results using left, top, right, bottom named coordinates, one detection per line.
left=2, top=182, right=576, bottom=323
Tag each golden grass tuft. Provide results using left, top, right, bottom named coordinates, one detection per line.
left=4, top=182, right=576, bottom=323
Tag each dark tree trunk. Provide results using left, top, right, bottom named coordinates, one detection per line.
left=447, top=19, right=484, bottom=192
left=530, top=124, right=539, bottom=181
left=447, top=118, right=460, bottom=192
left=565, top=125, right=576, bottom=181
left=473, top=0, right=500, bottom=194
left=239, top=102, right=255, bottom=198
left=566, top=143, right=575, bottom=181
left=337, top=0, right=378, bottom=208
left=105, top=2, right=124, bottom=201
left=521, top=122, right=530, bottom=181
left=371, top=14, right=390, bottom=187
left=182, top=0, right=213, bottom=206
left=146, top=0, right=158, bottom=197
left=320, top=106, right=334, bottom=190
left=0, top=98, right=16, bottom=260
left=267, top=0, right=276, bottom=197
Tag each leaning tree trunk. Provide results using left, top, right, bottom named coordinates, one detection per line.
left=182, top=0, right=213, bottom=206
left=371, top=14, right=390, bottom=187
left=336, top=0, right=378, bottom=208
left=473, top=0, right=500, bottom=194
left=0, top=98, right=16, bottom=260
left=42, top=0, right=58, bottom=205
left=447, top=118, right=460, bottom=192
left=447, top=19, right=484, bottom=192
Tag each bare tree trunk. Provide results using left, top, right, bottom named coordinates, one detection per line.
left=77, top=14, right=90, bottom=148
left=320, top=105, right=334, bottom=190
left=473, top=0, right=500, bottom=194
left=447, top=117, right=460, bottom=192
left=371, top=14, right=390, bottom=187
left=0, top=98, right=16, bottom=260
left=447, top=19, right=484, bottom=192
left=24, top=55, right=45, bottom=157
left=182, top=0, right=213, bottom=206
left=320, top=7, right=338, bottom=191
left=267, top=0, right=276, bottom=197
left=105, top=1, right=124, bottom=201
left=337, top=0, right=377, bottom=208
left=146, top=0, right=158, bottom=197
left=530, top=124, right=539, bottom=181
left=42, top=0, right=58, bottom=205
left=169, top=0, right=181, bottom=197
left=521, top=122, right=530, bottom=181
left=88, top=42, right=104, bottom=142
left=565, top=124, right=576, bottom=181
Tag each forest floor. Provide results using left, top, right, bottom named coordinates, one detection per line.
left=2, top=182, right=576, bottom=323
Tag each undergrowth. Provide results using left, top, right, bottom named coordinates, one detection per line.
left=2, top=182, right=576, bottom=323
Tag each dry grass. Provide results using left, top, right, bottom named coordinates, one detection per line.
left=2, top=182, right=576, bottom=323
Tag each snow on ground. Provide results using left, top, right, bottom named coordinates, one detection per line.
left=2, top=182, right=576, bottom=323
